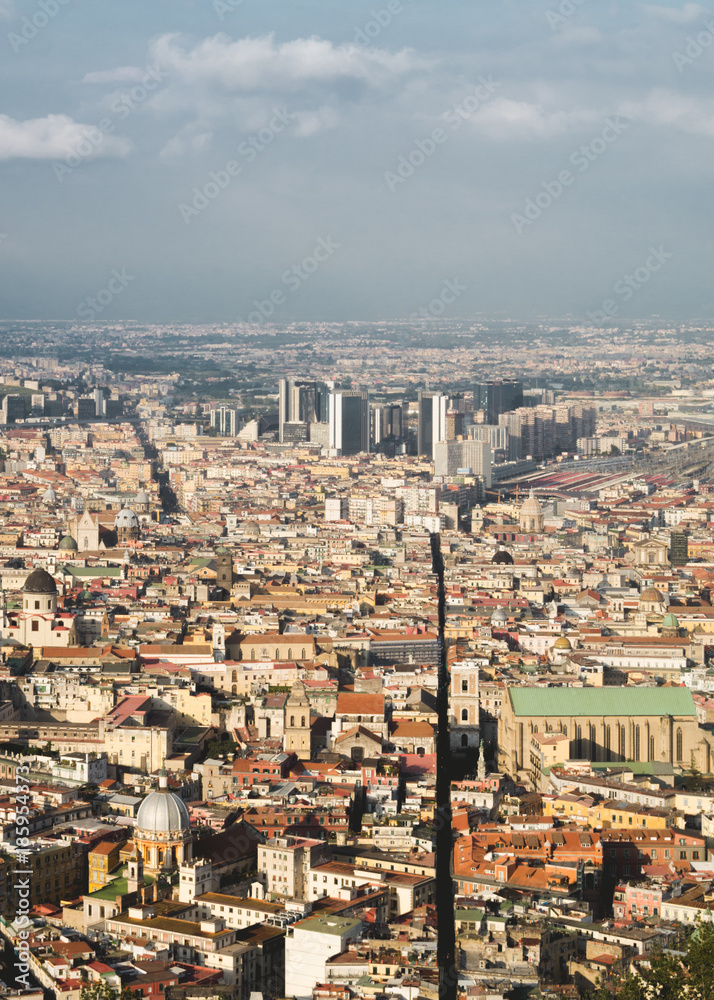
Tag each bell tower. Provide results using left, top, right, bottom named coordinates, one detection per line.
left=450, top=657, right=480, bottom=752
left=283, top=680, right=312, bottom=759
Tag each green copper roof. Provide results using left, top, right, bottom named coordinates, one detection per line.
left=509, top=686, right=696, bottom=718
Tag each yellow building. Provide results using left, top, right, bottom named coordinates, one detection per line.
left=530, top=732, right=570, bottom=792
left=542, top=793, right=674, bottom=831
left=599, top=801, right=673, bottom=830
left=88, top=840, right=123, bottom=893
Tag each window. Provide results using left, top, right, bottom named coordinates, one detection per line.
left=34, top=600, right=40, bottom=610
left=461, top=709, right=468, bottom=721
left=676, top=728, right=683, bottom=763
left=462, top=679, right=468, bottom=692
left=31, top=620, right=39, bottom=632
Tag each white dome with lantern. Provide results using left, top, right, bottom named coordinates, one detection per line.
left=134, top=771, right=192, bottom=872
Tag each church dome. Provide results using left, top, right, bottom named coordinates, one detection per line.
left=58, top=535, right=78, bottom=551
left=242, top=520, right=260, bottom=538
left=23, top=568, right=58, bottom=594
left=491, top=607, right=508, bottom=623
left=114, top=508, right=140, bottom=530
left=491, top=549, right=514, bottom=565
left=42, top=487, right=57, bottom=503
left=662, top=612, right=679, bottom=629
left=553, top=636, right=572, bottom=650
left=520, top=492, right=543, bottom=514
left=135, top=490, right=150, bottom=505
left=640, top=586, right=664, bottom=604
left=136, top=775, right=191, bottom=839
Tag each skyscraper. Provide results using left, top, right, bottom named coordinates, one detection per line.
left=210, top=406, right=240, bottom=436
left=278, top=378, right=331, bottom=443
left=417, top=392, right=447, bottom=458
left=473, top=379, right=523, bottom=424
left=433, top=439, right=491, bottom=485
left=329, top=390, right=369, bottom=455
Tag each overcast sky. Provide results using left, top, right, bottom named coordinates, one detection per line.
left=1, top=0, right=713, bottom=324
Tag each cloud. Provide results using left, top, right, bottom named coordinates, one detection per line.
left=292, top=106, right=340, bottom=137
left=619, top=88, right=714, bottom=136
left=148, top=32, right=430, bottom=91
left=639, top=2, right=709, bottom=22
left=463, top=98, right=605, bottom=139
left=0, top=114, right=131, bottom=160
left=0, top=0, right=14, bottom=20
left=160, top=125, right=213, bottom=161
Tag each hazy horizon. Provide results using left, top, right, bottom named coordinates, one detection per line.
left=2, top=0, right=714, bottom=324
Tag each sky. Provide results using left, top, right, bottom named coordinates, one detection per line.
left=1, top=0, right=714, bottom=324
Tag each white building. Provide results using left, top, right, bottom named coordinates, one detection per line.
left=285, top=914, right=362, bottom=1000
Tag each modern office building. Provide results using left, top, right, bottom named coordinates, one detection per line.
left=417, top=392, right=447, bottom=458
left=210, top=405, right=240, bottom=436
left=433, top=439, right=492, bottom=485
left=474, top=379, right=523, bottom=424
left=278, top=378, right=331, bottom=443
left=329, top=390, right=369, bottom=455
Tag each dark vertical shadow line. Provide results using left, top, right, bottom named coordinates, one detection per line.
left=431, top=531, right=456, bottom=1000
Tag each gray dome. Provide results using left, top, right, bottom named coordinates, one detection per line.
left=136, top=490, right=150, bottom=504
left=58, top=535, right=78, bottom=551
left=42, top=487, right=57, bottom=503
left=114, top=508, right=140, bottom=529
left=491, top=607, right=508, bottom=622
left=136, top=784, right=190, bottom=838
left=23, top=568, right=58, bottom=594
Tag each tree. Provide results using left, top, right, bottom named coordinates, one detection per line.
left=79, top=983, right=142, bottom=1000
left=589, top=920, right=714, bottom=1000
left=684, top=752, right=706, bottom=793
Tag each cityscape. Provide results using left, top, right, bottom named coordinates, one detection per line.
left=4, top=0, right=714, bottom=998
left=0, top=321, right=707, bottom=999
